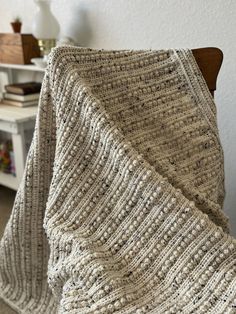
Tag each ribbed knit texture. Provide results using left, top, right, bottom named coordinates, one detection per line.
left=0, top=47, right=236, bottom=313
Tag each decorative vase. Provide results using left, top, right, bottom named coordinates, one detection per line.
left=32, top=0, right=60, bottom=56
left=11, top=22, right=22, bottom=33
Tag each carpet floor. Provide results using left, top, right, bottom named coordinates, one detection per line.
left=0, top=185, right=17, bottom=314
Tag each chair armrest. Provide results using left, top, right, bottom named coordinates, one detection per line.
left=191, top=47, right=223, bottom=97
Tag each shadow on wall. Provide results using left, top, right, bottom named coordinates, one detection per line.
left=64, top=5, right=93, bottom=47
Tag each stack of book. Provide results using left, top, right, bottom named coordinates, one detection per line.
left=1, top=81, right=41, bottom=107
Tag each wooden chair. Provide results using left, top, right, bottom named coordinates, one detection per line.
left=192, top=47, right=223, bottom=97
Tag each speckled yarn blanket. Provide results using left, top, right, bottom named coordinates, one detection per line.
left=0, top=47, right=236, bottom=314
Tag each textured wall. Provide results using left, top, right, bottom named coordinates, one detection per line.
left=0, top=0, right=236, bottom=234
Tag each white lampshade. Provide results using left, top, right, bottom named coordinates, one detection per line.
left=32, top=0, right=60, bottom=39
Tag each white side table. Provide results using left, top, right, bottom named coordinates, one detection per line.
left=0, top=63, right=45, bottom=190
left=0, top=105, right=38, bottom=190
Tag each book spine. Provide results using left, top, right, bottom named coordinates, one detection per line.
left=5, top=85, right=41, bottom=95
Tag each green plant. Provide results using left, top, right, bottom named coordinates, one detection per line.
left=12, top=16, right=22, bottom=23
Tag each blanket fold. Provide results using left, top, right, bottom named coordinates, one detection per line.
left=0, top=47, right=235, bottom=313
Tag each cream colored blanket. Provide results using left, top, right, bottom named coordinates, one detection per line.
left=0, top=47, right=235, bottom=313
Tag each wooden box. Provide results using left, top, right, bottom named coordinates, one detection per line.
left=0, top=33, right=40, bottom=65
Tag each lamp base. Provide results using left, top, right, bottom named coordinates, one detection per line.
left=38, top=39, right=56, bottom=56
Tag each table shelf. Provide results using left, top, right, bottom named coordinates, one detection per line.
left=0, top=63, right=45, bottom=72
left=0, top=171, right=19, bottom=190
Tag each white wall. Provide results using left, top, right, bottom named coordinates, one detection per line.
left=0, top=0, right=236, bottom=234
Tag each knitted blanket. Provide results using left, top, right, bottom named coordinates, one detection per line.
left=0, top=47, right=236, bottom=314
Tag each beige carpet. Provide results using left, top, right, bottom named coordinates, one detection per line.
left=0, top=185, right=17, bottom=314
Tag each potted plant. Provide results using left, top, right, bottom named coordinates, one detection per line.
left=11, top=17, right=22, bottom=33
